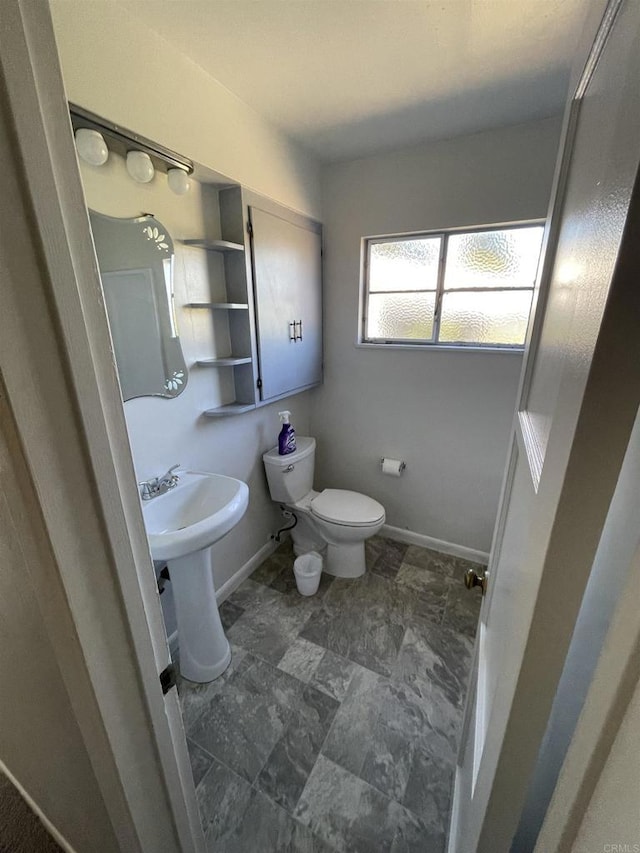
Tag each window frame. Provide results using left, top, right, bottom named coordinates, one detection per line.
left=359, top=219, right=545, bottom=352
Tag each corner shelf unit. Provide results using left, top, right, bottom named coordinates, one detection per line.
left=188, top=302, right=249, bottom=310
left=203, top=402, right=256, bottom=418
left=196, top=357, right=252, bottom=367
left=184, top=185, right=259, bottom=418
left=180, top=238, right=244, bottom=253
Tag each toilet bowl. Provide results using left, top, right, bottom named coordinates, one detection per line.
left=263, top=437, right=385, bottom=578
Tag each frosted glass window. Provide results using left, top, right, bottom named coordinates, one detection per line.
left=439, top=290, right=533, bottom=345
left=369, top=237, right=441, bottom=292
left=362, top=223, right=544, bottom=348
left=445, top=227, right=544, bottom=289
left=367, top=292, right=436, bottom=340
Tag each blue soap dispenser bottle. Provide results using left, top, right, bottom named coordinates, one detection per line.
left=278, top=411, right=297, bottom=455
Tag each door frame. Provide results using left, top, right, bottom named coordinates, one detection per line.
left=0, top=2, right=203, bottom=850
left=449, top=0, right=640, bottom=849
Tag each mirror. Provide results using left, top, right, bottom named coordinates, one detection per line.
left=89, top=210, right=188, bottom=401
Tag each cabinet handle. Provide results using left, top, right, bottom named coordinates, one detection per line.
left=289, top=321, right=296, bottom=342
left=295, top=319, right=303, bottom=341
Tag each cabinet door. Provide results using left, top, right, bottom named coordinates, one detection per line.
left=249, top=205, right=322, bottom=402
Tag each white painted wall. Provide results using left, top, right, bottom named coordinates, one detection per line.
left=313, top=117, right=562, bottom=552
left=49, top=0, right=321, bottom=220
left=51, top=1, right=323, bottom=600
left=0, top=439, right=119, bottom=853
left=570, top=682, right=640, bottom=853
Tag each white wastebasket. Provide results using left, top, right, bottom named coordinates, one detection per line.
left=293, top=551, right=323, bottom=596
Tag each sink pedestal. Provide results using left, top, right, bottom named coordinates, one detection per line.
left=168, top=548, right=231, bottom=683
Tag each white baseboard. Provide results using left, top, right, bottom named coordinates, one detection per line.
left=381, top=523, right=489, bottom=565
left=215, top=538, right=280, bottom=604
left=0, top=759, right=77, bottom=853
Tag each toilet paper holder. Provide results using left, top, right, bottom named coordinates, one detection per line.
left=380, top=457, right=406, bottom=474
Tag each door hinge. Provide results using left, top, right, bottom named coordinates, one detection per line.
left=257, top=377, right=262, bottom=389
left=247, top=219, right=253, bottom=236
left=159, top=663, right=177, bottom=695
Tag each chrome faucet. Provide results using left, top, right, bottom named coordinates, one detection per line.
left=139, top=464, right=181, bottom=500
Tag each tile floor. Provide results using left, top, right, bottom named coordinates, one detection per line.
left=177, top=537, right=482, bottom=853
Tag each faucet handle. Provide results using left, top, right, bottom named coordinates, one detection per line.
left=161, top=464, right=181, bottom=487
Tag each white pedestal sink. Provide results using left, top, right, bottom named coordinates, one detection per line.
left=142, top=471, right=249, bottom=683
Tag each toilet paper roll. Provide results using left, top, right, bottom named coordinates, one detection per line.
left=381, top=457, right=405, bottom=477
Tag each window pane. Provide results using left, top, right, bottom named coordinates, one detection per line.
left=439, top=290, right=533, bottom=345
left=367, top=292, right=436, bottom=340
left=369, top=237, right=441, bottom=292
left=444, top=226, right=544, bottom=289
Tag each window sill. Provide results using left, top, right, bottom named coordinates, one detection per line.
left=356, top=341, right=525, bottom=354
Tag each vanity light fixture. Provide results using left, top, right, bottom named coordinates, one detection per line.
left=70, top=103, right=194, bottom=190
left=74, top=128, right=109, bottom=166
left=126, top=150, right=155, bottom=183
left=167, top=168, right=190, bottom=195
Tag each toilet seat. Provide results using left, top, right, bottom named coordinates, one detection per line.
left=311, top=489, right=385, bottom=527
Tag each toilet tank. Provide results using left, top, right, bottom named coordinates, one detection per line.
left=263, top=437, right=316, bottom=503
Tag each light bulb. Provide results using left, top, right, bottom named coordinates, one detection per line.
left=126, top=150, right=155, bottom=183
left=167, top=168, right=190, bottom=195
left=75, top=128, right=108, bottom=166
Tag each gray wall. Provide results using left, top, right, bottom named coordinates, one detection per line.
left=313, top=116, right=562, bottom=552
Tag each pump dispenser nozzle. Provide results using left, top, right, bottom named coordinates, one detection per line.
left=279, top=410, right=291, bottom=424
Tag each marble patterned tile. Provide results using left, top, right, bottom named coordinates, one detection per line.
left=310, top=649, right=359, bottom=702
left=278, top=637, right=327, bottom=683
left=393, top=620, right=473, bottom=710
left=256, top=684, right=339, bottom=812
left=402, top=746, right=453, bottom=834
left=295, top=755, right=427, bottom=853
left=196, top=755, right=253, bottom=850
left=227, top=577, right=282, bottom=610
left=395, top=563, right=449, bottom=625
left=188, top=541, right=477, bottom=852
left=365, top=534, right=386, bottom=568
left=250, top=548, right=292, bottom=587
left=359, top=721, right=414, bottom=802
left=390, top=673, right=461, bottom=763
left=187, top=657, right=304, bottom=783
left=402, top=545, right=457, bottom=577
left=218, top=599, right=244, bottom=630
left=370, top=539, right=409, bottom=580
left=300, top=573, right=405, bottom=676
left=443, top=578, right=482, bottom=638
left=321, top=666, right=382, bottom=778
left=391, top=807, right=447, bottom=853
left=224, top=787, right=334, bottom=853
left=177, top=645, right=252, bottom=731
left=227, top=584, right=322, bottom=666
left=327, top=666, right=459, bottom=767
left=186, top=738, right=213, bottom=788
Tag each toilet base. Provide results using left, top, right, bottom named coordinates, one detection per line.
left=324, top=541, right=366, bottom=578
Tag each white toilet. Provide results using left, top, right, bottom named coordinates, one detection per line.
left=263, top=437, right=385, bottom=578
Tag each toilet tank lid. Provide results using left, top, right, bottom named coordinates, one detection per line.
left=263, top=436, right=315, bottom=467
left=311, top=489, right=385, bottom=526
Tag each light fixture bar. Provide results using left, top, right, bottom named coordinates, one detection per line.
left=69, top=102, right=194, bottom=175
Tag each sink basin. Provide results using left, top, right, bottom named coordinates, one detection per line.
left=143, top=470, right=249, bottom=561
left=141, top=470, right=249, bottom=683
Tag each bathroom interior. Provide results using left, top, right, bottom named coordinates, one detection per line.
left=37, top=1, right=595, bottom=851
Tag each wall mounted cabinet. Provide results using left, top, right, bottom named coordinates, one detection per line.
left=185, top=185, right=322, bottom=418
left=247, top=196, right=323, bottom=403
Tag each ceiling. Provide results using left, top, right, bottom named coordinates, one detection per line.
left=120, top=0, right=589, bottom=162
